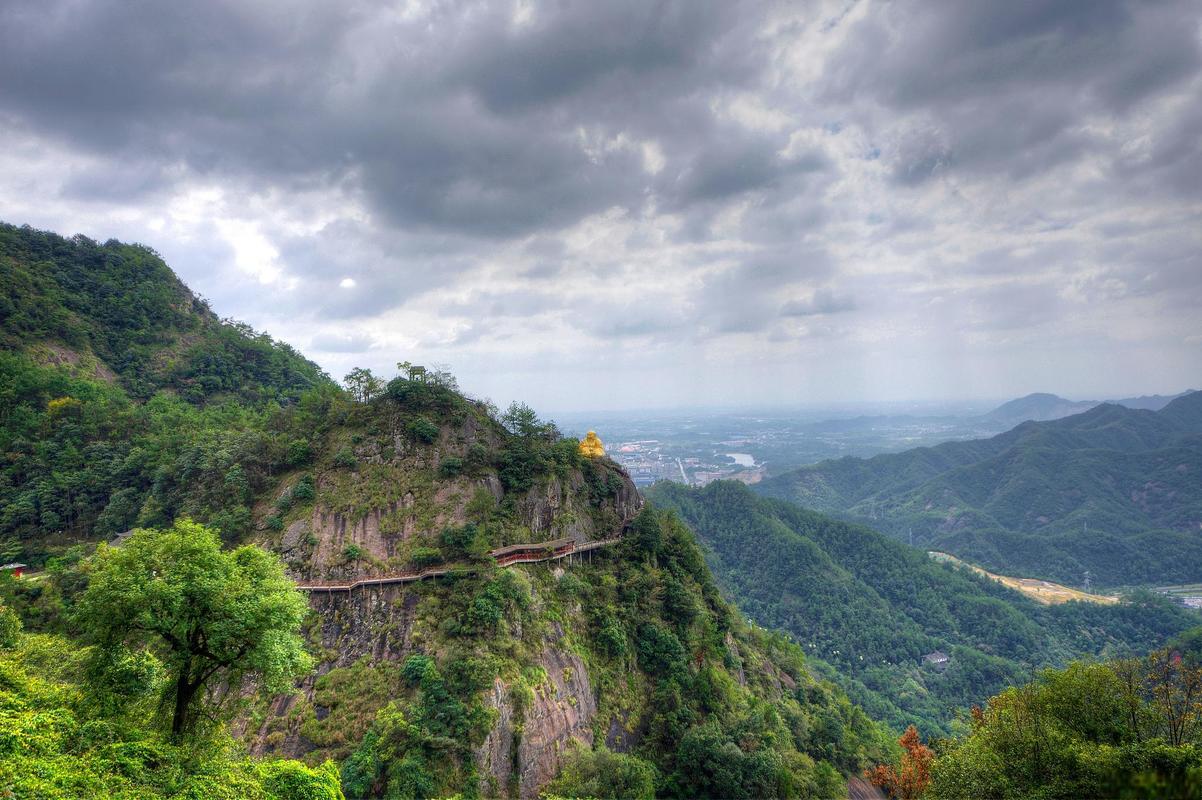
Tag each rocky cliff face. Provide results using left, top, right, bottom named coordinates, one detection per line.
left=247, top=575, right=610, bottom=798
left=268, top=409, right=640, bottom=584
left=248, top=401, right=642, bottom=797
left=241, top=393, right=886, bottom=800
left=476, top=622, right=598, bottom=798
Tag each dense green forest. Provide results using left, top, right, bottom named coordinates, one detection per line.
left=755, top=394, right=1202, bottom=586
left=0, top=222, right=896, bottom=797
left=0, top=222, right=328, bottom=403
left=0, top=223, right=339, bottom=564
left=923, top=635, right=1202, bottom=798
left=0, top=539, right=342, bottom=799
left=648, top=480, right=1199, bottom=737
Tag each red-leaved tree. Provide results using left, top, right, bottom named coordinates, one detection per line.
left=865, top=725, right=934, bottom=800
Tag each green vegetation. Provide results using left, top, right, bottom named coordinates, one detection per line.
left=0, top=222, right=327, bottom=403
left=756, top=394, right=1202, bottom=586
left=496, top=402, right=585, bottom=493
left=543, top=745, right=657, bottom=799
left=0, top=222, right=346, bottom=563
left=77, top=521, right=312, bottom=736
left=291, top=507, right=893, bottom=798
left=0, top=223, right=899, bottom=798
left=924, top=643, right=1202, bottom=798
left=648, top=480, right=1198, bottom=737
left=0, top=349, right=346, bottom=556
left=0, top=604, right=341, bottom=799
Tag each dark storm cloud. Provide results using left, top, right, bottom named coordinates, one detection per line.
left=825, top=0, right=1202, bottom=181
left=59, top=162, right=176, bottom=204
left=0, top=0, right=777, bottom=237
left=455, top=1, right=757, bottom=114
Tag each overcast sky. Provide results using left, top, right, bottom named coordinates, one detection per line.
left=2, top=0, right=1199, bottom=411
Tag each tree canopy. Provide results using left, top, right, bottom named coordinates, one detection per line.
left=925, top=646, right=1202, bottom=799
left=76, top=520, right=313, bottom=736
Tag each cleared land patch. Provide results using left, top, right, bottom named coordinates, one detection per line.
left=928, top=551, right=1119, bottom=605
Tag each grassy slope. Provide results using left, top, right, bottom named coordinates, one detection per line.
left=755, top=395, right=1202, bottom=586
left=648, top=479, right=1198, bottom=737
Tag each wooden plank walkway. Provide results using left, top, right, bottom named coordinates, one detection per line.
left=296, top=537, right=621, bottom=593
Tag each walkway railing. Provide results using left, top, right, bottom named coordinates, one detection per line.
left=296, top=537, right=621, bottom=593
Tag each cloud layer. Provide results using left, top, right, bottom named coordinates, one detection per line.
left=2, top=0, right=1199, bottom=410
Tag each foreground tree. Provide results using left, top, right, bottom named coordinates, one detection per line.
left=77, top=519, right=313, bottom=737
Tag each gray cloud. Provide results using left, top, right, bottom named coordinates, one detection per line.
left=825, top=0, right=1202, bottom=181
left=310, top=332, right=377, bottom=353
left=780, top=288, right=856, bottom=317
left=0, top=0, right=777, bottom=238
left=0, top=0, right=1199, bottom=408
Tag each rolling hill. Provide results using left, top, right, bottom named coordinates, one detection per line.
left=0, top=221, right=328, bottom=404
left=755, top=395, right=1202, bottom=586
left=978, top=392, right=1098, bottom=427
left=648, top=480, right=1199, bottom=736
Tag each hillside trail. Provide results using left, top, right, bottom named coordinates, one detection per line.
left=296, top=536, right=620, bottom=592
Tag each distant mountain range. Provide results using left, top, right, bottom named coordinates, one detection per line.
left=978, top=393, right=1100, bottom=427
left=980, top=390, right=1196, bottom=428
left=755, top=392, right=1202, bottom=587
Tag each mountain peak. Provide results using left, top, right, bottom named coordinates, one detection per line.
left=1159, top=389, right=1202, bottom=428
left=982, top=392, right=1097, bottom=425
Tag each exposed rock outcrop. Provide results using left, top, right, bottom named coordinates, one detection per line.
left=516, top=631, right=597, bottom=798
left=474, top=626, right=598, bottom=798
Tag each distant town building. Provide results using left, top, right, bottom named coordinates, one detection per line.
left=922, top=650, right=951, bottom=669
left=1, top=563, right=27, bottom=578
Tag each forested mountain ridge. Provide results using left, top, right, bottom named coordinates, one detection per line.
left=0, top=222, right=338, bottom=559
left=756, top=393, right=1202, bottom=586
left=647, top=480, right=1199, bottom=737
left=0, top=223, right=895, bottom=798
left=0, top=221, right=328, bottom=404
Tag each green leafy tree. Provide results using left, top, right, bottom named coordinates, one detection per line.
left=500, top=401, right=545, bottom=438
left=544, top=745, right=658, bottom=799
left=76, top=519, right=313, bottom=737
left=343, top=367, right=383, bottom=403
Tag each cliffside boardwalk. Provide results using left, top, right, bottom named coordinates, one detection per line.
left=296, top=536, right=621, bottom=593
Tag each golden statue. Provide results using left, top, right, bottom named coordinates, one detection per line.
left=578, top=430, right=605, bottom=458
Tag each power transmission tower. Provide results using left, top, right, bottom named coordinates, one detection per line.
left=1083, top=570, right=1092, bottom=593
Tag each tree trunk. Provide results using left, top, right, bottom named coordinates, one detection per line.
left=172, top=668, right=199, bottom=737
